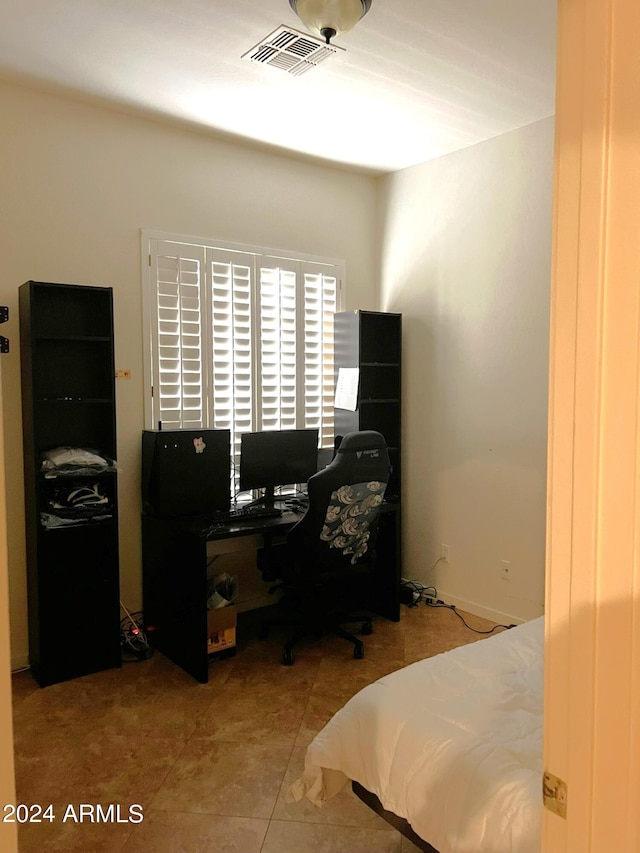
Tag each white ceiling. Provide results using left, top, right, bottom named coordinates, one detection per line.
left=0, top=0, right=557, bottom=175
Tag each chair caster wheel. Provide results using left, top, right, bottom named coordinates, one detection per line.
left=283, top=648, right=294, bottom=666
left=354, top=643, right=365, bottom=660
left=361, top=621, right=373, bottom=635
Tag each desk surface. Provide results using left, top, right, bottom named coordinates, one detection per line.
left=165, top=498, right=401, bottom=540
left=165, top=500, right=305, bottom=541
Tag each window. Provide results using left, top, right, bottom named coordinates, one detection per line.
left=141, top=232, right=344, bottom=458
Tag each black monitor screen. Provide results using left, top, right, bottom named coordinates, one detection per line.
left=239, top=429, right=319, bottom=505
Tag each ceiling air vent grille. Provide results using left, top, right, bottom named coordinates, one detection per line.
left=242, top=26, right=344, bottom=77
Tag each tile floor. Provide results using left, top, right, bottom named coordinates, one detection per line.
left=11, top=602, right=501, bottom=853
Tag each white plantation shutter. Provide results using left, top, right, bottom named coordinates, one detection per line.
left=303, top=266, right=337, bottom=447
left=148, top=242, right=208, bottom=430
left=144, top=234, right=342, bottom=459
left=258, top=263, right=298, bottom=431
left=208, top=253, right=254, bottom=459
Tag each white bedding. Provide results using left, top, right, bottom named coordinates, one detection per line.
left=288, top=616, right=543, bottom=853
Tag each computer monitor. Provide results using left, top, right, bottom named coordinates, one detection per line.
left=141, top=428, right=231, bottom=517
left=238, top=428, right=320, bottom=507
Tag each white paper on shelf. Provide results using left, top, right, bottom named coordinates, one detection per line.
left=334, top=367, right=359, bottom=411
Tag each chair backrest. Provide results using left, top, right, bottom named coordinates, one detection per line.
left=287, top=431, right=391, bottom=575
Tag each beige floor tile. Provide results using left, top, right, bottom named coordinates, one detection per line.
left=10, top=669, right=39, bottom=708
left=12, top=653, right=227, bottom=744
left=370, top=614, right=407, bottom=638
left=92, top=694, right=213, bottom=740
left=223, top=658, right=320, bottom=694
left=150, top=739, right=291, bottom=818
left=261, top=819, right=402, bottom=853
left=311, top=655, right=403, bottom=700
left=15, top=731, right=186, bottom=808
left=193, top=685, right=308, bottom=745
left=121, top=810, right=268, bottom=853
left=295, top=690, right=352, bottom=748
left=12, top=669, right=121, bottom=748
left=17, top=814, right=134, bottom=853
left=402, top=605, right=504, bottom=663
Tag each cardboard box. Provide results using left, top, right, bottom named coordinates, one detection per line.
left=207, top=604, right=237, bottom=655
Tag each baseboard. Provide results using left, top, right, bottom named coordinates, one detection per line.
left=11, top=655, right=29, bottom=673
left=433, top=591, right=532, bottom=626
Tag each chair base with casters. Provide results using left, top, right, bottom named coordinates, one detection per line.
left=282, top=623, right=370, bottom=667
left=259, top=577, right=374, bottom=666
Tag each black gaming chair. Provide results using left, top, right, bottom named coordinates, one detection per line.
left=265, top=430, right=391, bottom=665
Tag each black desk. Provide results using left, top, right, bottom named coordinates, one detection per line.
left=142, top=501, right=401, bottom=683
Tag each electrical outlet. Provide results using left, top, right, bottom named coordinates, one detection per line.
left=501, top=560, right=511, bottom=581
left=441, top=544, right=450, bottom=563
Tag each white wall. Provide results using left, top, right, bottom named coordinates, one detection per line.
left=0, top=79, right=379, bottom=667
left=377, top=118, right=554, bottom=623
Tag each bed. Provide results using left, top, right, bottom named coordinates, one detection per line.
left=288, top=615, right=544, bottom=853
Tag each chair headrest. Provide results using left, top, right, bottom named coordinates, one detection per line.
left=336, top=431, right=387, bottom=454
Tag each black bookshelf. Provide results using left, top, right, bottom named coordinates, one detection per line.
left=19, top=281, right=121, bottom=686
left=333, top=310, right=402, bottom=621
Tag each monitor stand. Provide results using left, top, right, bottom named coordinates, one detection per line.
left=245, top=485, right=277, bottom=510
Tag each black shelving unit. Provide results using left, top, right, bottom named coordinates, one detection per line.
left=333, top=310, right=402, bottom=621
left=334, top=310, right=402, bottom=501
left=19, top=281, right=121, bottom=686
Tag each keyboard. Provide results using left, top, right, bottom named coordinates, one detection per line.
left=207, top=505, right=284, bottom=524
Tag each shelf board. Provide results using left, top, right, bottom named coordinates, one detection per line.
left=36, top=398, right=113, bottom=404
left=40, top=470, right=116, bottom=480
left=39, top=520, right=114, bottom=532
left=34, top=334, right=111, bottom=342
left=360, top=362, right=400, bottom=368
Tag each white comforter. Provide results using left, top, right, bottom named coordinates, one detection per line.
left=289, top=616, right=543, bottom=853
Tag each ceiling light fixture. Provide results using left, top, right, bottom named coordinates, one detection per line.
left=289, top=0, right=372, bottom=44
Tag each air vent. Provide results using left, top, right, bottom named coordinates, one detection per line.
left=242, top=26, right=344, bottom=76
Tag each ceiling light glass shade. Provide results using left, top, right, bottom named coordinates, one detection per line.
left=289, top=0, right=372, bottom=43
